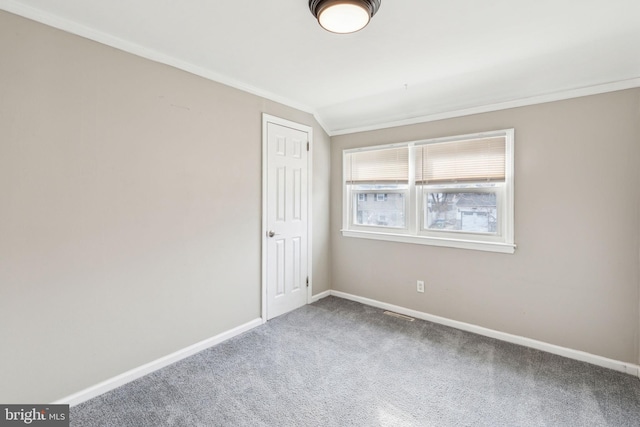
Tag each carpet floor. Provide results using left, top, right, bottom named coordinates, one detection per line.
left=71, top=296, right=640, bottom=426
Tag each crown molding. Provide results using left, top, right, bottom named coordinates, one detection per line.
left=2, top=1, right=638, bottom=138
left=0, top=1, right=316, bottom=116
left=329, top=78, right=640, bottom=136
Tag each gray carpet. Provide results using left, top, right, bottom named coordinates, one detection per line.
left=71, top=296, right=640, bottom=426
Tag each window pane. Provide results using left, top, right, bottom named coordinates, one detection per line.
left=425, top=192, right=497, bottom=233
left=354, top=192, right=405, bottom=228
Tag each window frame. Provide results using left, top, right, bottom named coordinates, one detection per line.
left=419, top=184, right=505, bottom=243
left=342, top=129, right=515, bottom=254
left=349, top=187, right=410, bottom=234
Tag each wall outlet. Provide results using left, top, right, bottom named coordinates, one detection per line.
left=417, top=280, right=425, bottom=293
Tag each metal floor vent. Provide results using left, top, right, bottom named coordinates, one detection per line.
left=383, top=311, right=415, bottom=321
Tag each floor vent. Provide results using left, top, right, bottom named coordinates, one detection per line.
left=383, top=311, right=415, bottom=321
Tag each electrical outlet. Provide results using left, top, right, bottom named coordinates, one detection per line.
left=417, top=280, right=425, bottom=293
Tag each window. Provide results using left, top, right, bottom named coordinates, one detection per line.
left=342, top=129, right=515, bottom=253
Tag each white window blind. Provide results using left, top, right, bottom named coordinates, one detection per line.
left=416, top=136, right=506, bottom=184
left=345, top=146, right=409, bottom=184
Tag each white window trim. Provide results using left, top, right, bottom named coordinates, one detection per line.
left=419, top=185, right=505, bottom=243
left=342, top=129, right=516, bottom=254
left=350, top=188, right=410, bottom=233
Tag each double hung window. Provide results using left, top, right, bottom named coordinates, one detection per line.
left=343, top=129, right=515, bottom=253
left=345, top=146, right=409, bottom=230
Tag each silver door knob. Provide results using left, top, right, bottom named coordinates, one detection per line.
left=268, top=230, right=276, bottom=238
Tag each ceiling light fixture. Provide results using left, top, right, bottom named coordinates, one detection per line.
left=309, top=0, right=381, bottom=34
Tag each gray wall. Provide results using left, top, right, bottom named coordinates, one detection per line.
left=331, top=89, right=640, bottom=364
left=0, top=11, right=330, bottom=403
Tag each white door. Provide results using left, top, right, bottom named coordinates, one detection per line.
left=263, top=116, right=310, bottom=320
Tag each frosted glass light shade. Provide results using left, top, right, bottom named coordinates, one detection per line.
left=309, top=0, right=381, bottom=34
left=319, top=3, right=370, bottom=33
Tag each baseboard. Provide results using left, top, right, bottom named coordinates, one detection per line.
left=52, top=318, right=263, bottom=406
left=330, top=291, right=640, bottom=377
left=310, top=290, right=331, bottom=303
left=52, top=293, right=638, bottom=406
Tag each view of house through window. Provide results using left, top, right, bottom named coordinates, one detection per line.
left=425, top=192, right=497, bottom=233
left=342, top=129, right=515, bottom=253
left=355, top=191, right=405, bottom=227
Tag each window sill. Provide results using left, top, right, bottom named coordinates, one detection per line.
left=341, top=229, right=516, bottom=254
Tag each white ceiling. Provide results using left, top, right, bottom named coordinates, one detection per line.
left=2, top=0, right=640, bottom=135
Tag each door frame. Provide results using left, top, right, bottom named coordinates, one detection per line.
left=261, top=114, right=313, bottom=323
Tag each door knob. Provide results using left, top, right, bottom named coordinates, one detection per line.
left=268, top=230, right=276, bottom=238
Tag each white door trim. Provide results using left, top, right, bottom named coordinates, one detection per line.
left=261, top=114, right=313, bottom=323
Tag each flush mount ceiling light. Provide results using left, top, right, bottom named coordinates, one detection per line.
left=309, top=0, right=381, bottom=34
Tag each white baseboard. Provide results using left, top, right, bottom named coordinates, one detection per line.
left=53, top=292, right=639, bottom=406
left=53, top=318, right=263, bottom=406
left=310, top=290, right=331, bottom=303
left=330, top=290, right=640, bottom=377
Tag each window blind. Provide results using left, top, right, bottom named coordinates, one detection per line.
left=416, top=136, right=506, bottom=184
left=345, top=146, right=409, bottom=184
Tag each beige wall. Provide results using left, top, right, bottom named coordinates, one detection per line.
left=331, top=89, right=640, bottom=364
left=0, top=11, right=330, bottom=403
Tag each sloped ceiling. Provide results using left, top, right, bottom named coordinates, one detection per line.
left=2, top=0, right=639, bottom=135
